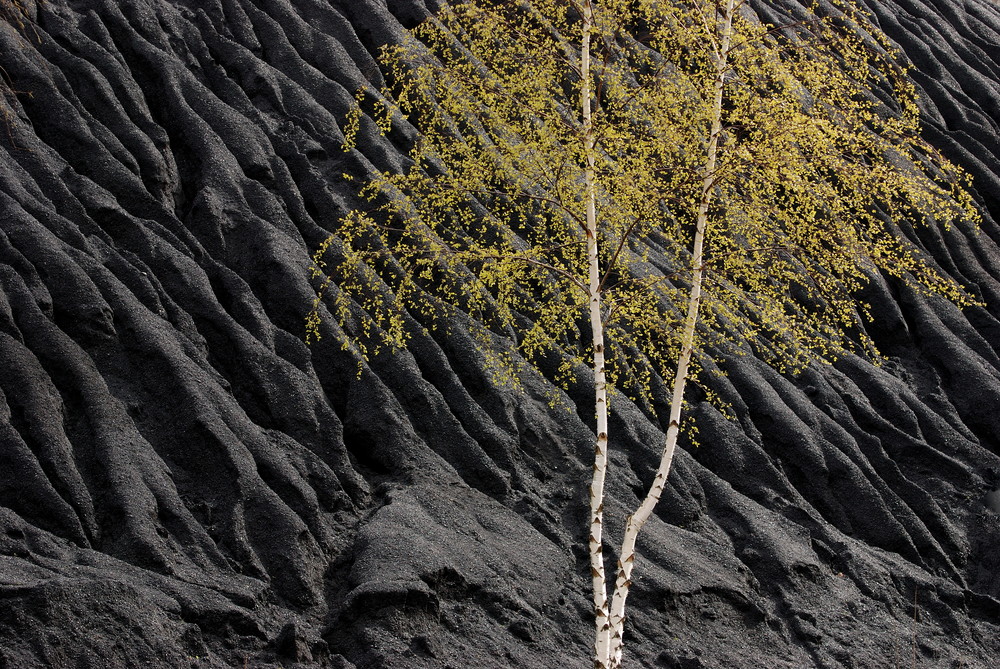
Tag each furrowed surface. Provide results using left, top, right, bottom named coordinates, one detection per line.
left=0, top=1, right=999, bottom=667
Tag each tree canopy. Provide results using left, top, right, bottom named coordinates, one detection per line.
left=312, top=0, right=974, bottom=382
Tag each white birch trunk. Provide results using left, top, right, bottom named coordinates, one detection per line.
left=580, top=2, right=612, bottom=668
left=605, top=2, right=736, bottom=667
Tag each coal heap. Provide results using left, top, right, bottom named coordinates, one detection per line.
left=1, top=0, right=999, bottom=667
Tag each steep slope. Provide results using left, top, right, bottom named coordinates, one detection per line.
left=0, top=0, right=998, bottom=667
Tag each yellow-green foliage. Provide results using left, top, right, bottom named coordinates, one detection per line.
left=309, top=0, right=977, bottom=400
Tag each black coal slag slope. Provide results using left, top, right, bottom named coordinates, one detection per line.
left=0, top=0, right=999, bottom=667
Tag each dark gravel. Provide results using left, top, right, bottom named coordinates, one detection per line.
left=1, top=0, right=999, bottom=667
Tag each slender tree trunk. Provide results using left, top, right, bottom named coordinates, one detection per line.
left=605, top=2, right=735, bottom=667
left=580, top=2, right=612, bottom=668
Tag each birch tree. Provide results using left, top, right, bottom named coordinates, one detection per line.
left=309, top=0, right=978, bottom=666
